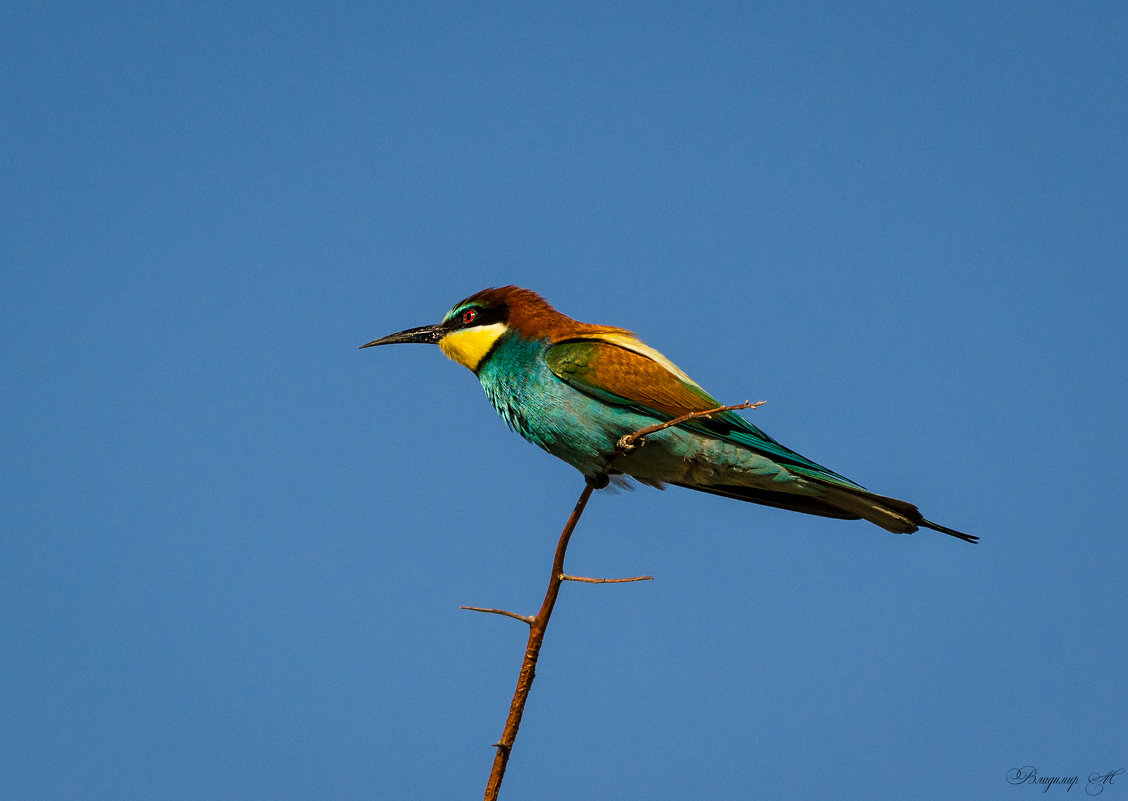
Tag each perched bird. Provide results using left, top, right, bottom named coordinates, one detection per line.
left=361, top=286, right=976, bottom=543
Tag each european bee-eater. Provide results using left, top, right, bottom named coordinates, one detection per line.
left=362, top=286, right=976, bottom=543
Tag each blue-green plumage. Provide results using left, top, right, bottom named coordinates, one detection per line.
left=477, top=331, right=619, bottom=466
left=481, top=330, right=807, bottom=486
left=361, top=286, right=977, bottom=543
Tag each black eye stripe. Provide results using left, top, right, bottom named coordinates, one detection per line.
left=448, top=303, right=508, bottom=330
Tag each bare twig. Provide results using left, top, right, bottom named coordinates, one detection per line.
left=560, top=574, right=654, bottom=584
left=460, top=606, right=535, bottom=625
left=479, top=400, right=763, bottom=801
left=482, top=481, right=597, bottom=800
left=615, top=400, right=764, bottom=454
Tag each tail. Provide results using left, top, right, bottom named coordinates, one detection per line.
left=815, top=482, right=979, bottom=543
left=917, top=516, right=979, bottom=543
left=673, top=480, right=978, bottom=543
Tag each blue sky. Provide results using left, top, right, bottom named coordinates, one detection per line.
left=3, top=2, right=1126, bottom=799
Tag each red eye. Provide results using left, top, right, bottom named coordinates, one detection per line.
left=462, top=308, right=478, bottom=324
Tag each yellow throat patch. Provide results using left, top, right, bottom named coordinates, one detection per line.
left=439, top=322, right=508, bottom=371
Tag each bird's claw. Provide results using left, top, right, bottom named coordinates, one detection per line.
left=616, top=434, right=644, bottom=454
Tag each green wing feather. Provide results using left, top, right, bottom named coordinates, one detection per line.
left=545, top=338, right=862, bottom=488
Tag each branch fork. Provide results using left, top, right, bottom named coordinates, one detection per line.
left=470, top=401, right=761, bottom=800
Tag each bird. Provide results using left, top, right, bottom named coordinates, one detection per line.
left=361, top=286, right=976, bottom=543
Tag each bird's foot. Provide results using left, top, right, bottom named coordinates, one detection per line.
left=615, top=434, right=645, bottom=454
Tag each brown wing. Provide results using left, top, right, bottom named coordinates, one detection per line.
left=545, top=336, right=721, bottom=418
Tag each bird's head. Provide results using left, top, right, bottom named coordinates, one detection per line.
left=361, top=286, right=582, bottom=372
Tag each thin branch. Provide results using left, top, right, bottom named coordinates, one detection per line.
left=482, top=481, right=596, bottom=800
left=560, top=574, right=654, bottom=584
left=460, top=606, right=535, bottom=625
left=615, top=400, right=764, bottom=455
left=479, top=399, right=764, bottom=801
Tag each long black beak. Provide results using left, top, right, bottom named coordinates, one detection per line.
left=359, top=323, right=446, bottom=349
